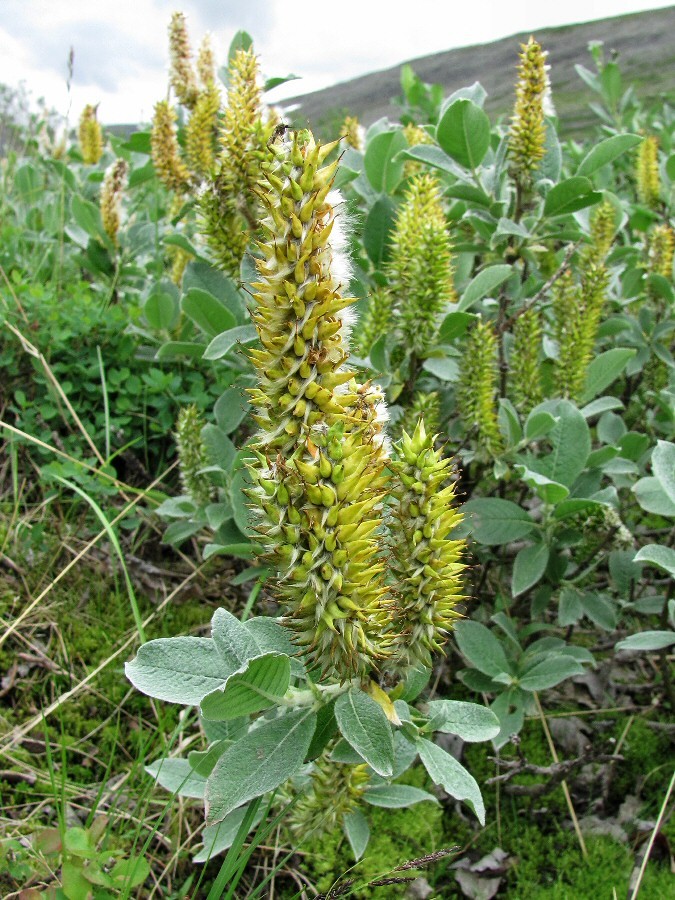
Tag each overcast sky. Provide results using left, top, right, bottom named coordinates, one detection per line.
left=1, top=1, right=674, bottom=125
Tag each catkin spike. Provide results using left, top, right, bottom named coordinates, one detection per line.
left=197, top=34, right=217, bottom=87
left=168, top=11, right=199, bottom=109
left=246, top=129, right=392, bottom=679
left=100, top=158, right=128, bottom=245
left=636, top=135, right=660, bottom=209
left=186, top=84, right=220, bottom=177
left=388, top=173, right=455, bottom=357
left=386, top=419, right=465, bottom=673
left=78, top=104, right=103, bottom=165
left=457, top=320, right=503, bottom=456
left=353, top=286, right=393, bottom=356
left=175, top=405, right=213, bottom=507
left=647, top=224, right=674, bottom=280
left=508, top=37, right=550, bottom=187
left=151, top=100, right=191, bottom=193
left=200, top=47, right=274, bottom=275
left=509, top=308, right=542, bottom=414
left=339, top=115, right=364, bottom=151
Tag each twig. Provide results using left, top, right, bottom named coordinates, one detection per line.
left=501, top=241, right=581, bottom=333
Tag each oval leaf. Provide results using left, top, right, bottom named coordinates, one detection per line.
left=458, top=264, right=512, bottom=311
left=437, top=99, right=491, bottom=170
left=417, top=738, right=485, bottom=824
left=203, top=325, right=257, bottom=361
left=205, top=708, right=316, bottom=825
left=200, top=652, right=291, bottom=721
left=512, top=542, right=550, bottom=597
left=335, top=689, right=394, bottom=777
left=125, top=637, right=230, bottom=705
left=577, top=134, right=641, bottom=177
left=423, top=700, right=500, bottom=742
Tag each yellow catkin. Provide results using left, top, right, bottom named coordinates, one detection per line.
left=388, top=173, right=456, bottom=356
left=78, top=104, right=103, bottom=165
left=168, top=11, right=199, bottom=109
left=636, top=135, right=660, bottom=209
left=246, top=130, right=393, bottom=678
left=288, top=755, right=370, bottom=838
left=387, top=419, right=465, bottom=672
left=457, top=320, right=503, bottom=456
left=647, top=224, right=674, bottom=280
left=200, top=47, right=273, bottom=274
left=100, top=158, right=128, bottom=245
left=186, top=84, right=220, bottom=177
left=339, top=115, right=364, bottom=151
left=589, top=199, right=616, bottom=262
left=197, top=33, right=217, bottom=87
left=508, top=37, right=550, bottom=186
left=403, top=122, right=433, bottom=175
left=151, top=100, right=191, bottom=193
left=509, top=307, right=543, bottom=414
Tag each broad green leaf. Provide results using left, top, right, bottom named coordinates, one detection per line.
left=398, top=144, right=460, bottom=175
left=458, top=264, right=512, bottom=311
left=203, top=325, right=257, bottom=361
left=202, top=424, right=237, bottom=471
left=210, top=608, right=261, bottom=668
left=454, top=621, right=511, bottom=678
left=182, top=288, right=236, bottom=337
left=422, top=356, right=459, bottom=381
left=364, top=129, right=407, bottom=193
left=363, top=196, right=396, bottom=265
left=144, top=290, right=178, bottom=331
left=634, top=544, right=675, bottom=577
left=417, top=738, right=485, bottom=824
left=580, top=348, right=636, bottom=402
left=205, top=708, right=316, bottom=825
left=463, top=498, right=536, bottom=545
left=576, top=134, right=641, bottom=176
left=558, top=586, right=583, bottom=627
left=363, top=784, right=438, bottom=808
left=545, top=401, right=591, bottom=487
left=543, top=177, right=602, bottom=217
left=512, top=542, right=550, bottom=597
left=335, top=689, right=394, bottom=777
left=343, top=809, right=370, bottom=860
left=156, top=341, right=205, bottom=361
left=125, top=637, right=230, bottom=705
left=652, top=441, right=675, bottom=506
left=194, top=805, right=263, bottom=862
left=437, top=99, right=491, bottom=170
left=71, top=195, right=107, bottom=243
left=214, top=386, right=250, bottom=434
left=524, top=410, right=557, bottom=441
left=616, top=631, right=675, bottom=652
left=518, top=656, right=583, bottom=691
left=424, top=700, right=500, bottom=742
left=580, top=593, right=618, bottom=631
left=515, top=465, right=569, bottom=505
left=183, top=260, right=247, bottom=321
left=200, top=652, right=291, bottom=721
left=438, top=311, right=474, bottom=342
left=633, top=476, right=675, bottom=517
left=146, top=758, right=207, bottom=799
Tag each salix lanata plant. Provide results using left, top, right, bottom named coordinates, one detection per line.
left=127, top=126, right=498, bottom=862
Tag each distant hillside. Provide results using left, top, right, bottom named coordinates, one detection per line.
left=282, top=6, right=675, bottom=135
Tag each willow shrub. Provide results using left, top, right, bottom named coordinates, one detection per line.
left=123, top=19, right=674, bottom=867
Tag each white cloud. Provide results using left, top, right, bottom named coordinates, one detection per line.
left=0, top=0, right=673, bottom=123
